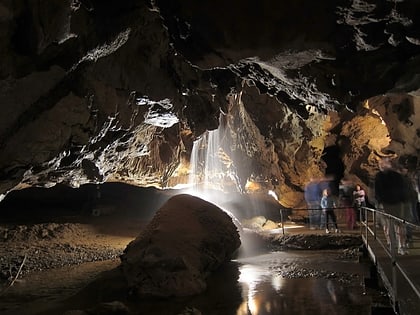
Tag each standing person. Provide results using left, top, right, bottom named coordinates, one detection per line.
left=353, top=184, right=366, bottom=222
left=304, top=178, right=322, bottom=229
left=400, top=167, right=419, bottom=247
left=321, top=188, right=339, bottom=234
left=339, top=178, right=356, bottom=230
left=345, top=197, right=356, bottom=230
left=374, top=158, right=413, bottom=255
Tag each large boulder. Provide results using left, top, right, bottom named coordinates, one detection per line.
left=120, top=193, right=241, bottom=297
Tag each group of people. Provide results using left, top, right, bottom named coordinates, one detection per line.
left=305, top=177, right=367, bottom=234
left=304, top=157, right=419, bottom=255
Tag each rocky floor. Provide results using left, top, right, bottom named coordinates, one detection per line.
left=0, top=219, right=365, bottom=289
left=0, top=223, right=124, bottom=287
left=0, top=216, right=151, bottom=288
left=0, top=209, right=387, bottom=315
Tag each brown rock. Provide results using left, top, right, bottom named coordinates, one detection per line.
left=120, top=194, right=241, bottom=297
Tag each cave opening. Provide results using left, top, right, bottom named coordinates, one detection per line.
left=321, top=145, right=345, bottom=195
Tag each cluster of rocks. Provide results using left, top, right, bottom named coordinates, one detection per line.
left=267, top=233, right=363, bottom=251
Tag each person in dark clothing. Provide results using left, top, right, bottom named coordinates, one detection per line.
left=320, top=188, right=339, bottom=234
left=400, top=167, right=419, bottom=246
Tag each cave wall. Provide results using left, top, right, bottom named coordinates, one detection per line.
left=1, top=0, right=420, bottom=209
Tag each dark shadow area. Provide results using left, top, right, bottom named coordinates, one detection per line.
left=322, top=145, right=345, bottom=195
left=0, top=183, right=177, bottom=224
left=41, top=261, right=242, bottom=315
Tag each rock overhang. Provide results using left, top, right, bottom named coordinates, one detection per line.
left=0, top=0, right=419, bottom=208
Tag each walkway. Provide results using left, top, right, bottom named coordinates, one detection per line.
left=359, top=207, right=420, bottom=315
left=281, top=207, right=420, bottom=315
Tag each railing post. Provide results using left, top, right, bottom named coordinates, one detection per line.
left=280, top=208, right=285, bottom=235
left=388, top=220, right=399, bottom=312
left=365, top=207, right=369, bottom=245
left=373, top=210, right=377, bottom=240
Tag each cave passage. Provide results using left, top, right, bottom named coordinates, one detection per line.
left=321, top=145, right=345, bottom=195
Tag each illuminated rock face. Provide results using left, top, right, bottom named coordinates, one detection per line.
left=120, top=194, right=240, bottom=297
left=0, top=1, right=419, bottom=207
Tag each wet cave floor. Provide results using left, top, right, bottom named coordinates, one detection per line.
left=0, top=192, right=393, bottom=315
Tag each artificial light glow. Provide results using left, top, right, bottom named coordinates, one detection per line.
left=169, top=183, right=192, bottom=190
left=283, top=224, right=305, bottom=229
left=237, top=263, right=284, bottom=314
left=247, top=294, right=259, bottom=314
left=271, top=274, right=284, bottom=291
left=268, top=190, right=278, bottom=201
left=262, top=224, right=304, bottom=234
left=238, top=264, right=265, bottom=286
left=238, top=264, right=266, bottom=315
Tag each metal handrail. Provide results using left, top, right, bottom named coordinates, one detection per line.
left=359, top=206, right=420, bottom=314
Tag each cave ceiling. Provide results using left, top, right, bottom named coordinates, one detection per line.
left=0, top=0, right=419, bottom=207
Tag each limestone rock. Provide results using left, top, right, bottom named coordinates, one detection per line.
left=1, top=0, right=420, bottom=213
left=120, top=194, right=241, bottom=297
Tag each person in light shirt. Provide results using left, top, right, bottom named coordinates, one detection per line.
left=353, top=184, right=366, bottom=222
left=320, top=188, right=339, bottom=234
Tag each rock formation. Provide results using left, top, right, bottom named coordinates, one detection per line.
left=0, top=0, right=419, bottom=209
left=120, top=194, right=241, bottom=297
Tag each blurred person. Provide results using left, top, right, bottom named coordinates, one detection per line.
left=304, top=177, right=322, bottom=229
left=321, top=188, right=339, bottom=234
left=374, top=158, right=414, bottom=255
left=400, top=167, right=419, bottom=247
left=339, top=178, right=356, bottom=230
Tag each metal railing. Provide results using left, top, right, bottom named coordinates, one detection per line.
left=359, top=206, right=420, bottom=315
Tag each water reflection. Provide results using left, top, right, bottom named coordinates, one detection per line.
left=235, top=251, right=371, bottom=315
left=237, top=264, right=285, bottom=314
left=0, top=250, right=374, bottom=315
